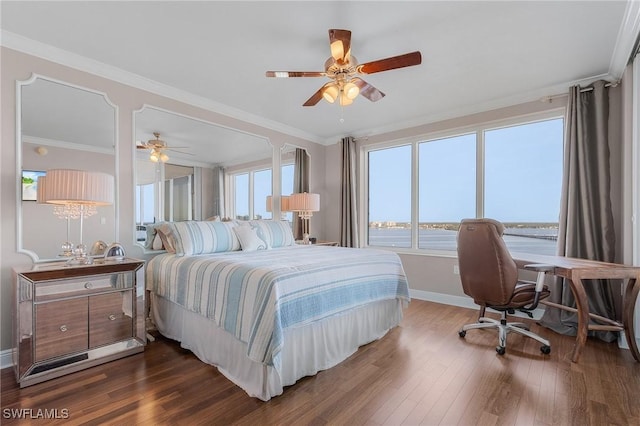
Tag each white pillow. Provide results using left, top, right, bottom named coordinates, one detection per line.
left=233, top=225, right=268, bottom=251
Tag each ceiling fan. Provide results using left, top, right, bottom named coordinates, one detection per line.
left=136, top=132, right=189, bottom=163
left=266, top=29, right=422, bottom=107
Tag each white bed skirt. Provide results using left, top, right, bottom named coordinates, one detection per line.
left=151, top=294, right=405, bottom=401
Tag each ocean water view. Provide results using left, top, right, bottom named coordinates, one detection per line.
left=368, top=225, right=558, bottom=255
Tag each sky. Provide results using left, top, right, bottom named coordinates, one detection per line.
left=368, top=117, right=564, bottom=223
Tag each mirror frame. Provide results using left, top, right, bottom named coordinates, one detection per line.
left=132, top=104, right=274, bottom=251
left=16, top=73, right=119, bottom=262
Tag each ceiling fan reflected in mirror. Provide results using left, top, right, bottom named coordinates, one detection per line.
left=266, top=29, right=422, bottom=107
left=136, top=132, right=190, bottom=163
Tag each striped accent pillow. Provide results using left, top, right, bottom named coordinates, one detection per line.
left=171, top=221, right=241, bottom=256
left=248, top=220, right=295, bottom=248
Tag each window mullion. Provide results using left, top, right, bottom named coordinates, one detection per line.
left=412, top=141, right=419, bottom=248
left=476, top=130, right=485, bottom=218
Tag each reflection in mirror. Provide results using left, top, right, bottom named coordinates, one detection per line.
left=18, top=75, right=117, bottom=262
left=281, top=145, right=310, bottom=241
left=134, top=106, right=272, bottom=250
left=279, top=145, right=298, bottom=222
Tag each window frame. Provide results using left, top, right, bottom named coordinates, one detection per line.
left=360, top=108, right=565, bottom=256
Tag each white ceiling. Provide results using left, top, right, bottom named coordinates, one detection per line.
left=3, top=1, right=639, bottom=146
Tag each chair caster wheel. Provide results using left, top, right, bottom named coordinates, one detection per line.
left=458, top=330, right=466, bottom=338
left=540, top=345, right=551, bottom=354
left=496, top=346, right=506, bottom=355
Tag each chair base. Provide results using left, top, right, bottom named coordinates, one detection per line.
left=459, top=312, right=551, bottom=355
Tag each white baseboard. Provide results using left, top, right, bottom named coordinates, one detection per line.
left=1, top=348, right=13, bottom=370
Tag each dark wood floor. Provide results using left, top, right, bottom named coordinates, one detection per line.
left=2, top=300, right=640, bottom=425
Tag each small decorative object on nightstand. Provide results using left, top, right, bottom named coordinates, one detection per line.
left=13, top=258, right=145, bottom=387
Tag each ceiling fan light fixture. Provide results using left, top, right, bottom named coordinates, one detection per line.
left=322, top=83, right=339, bottom=103
left=159, top=152, right=169, bottom=163
left=149, top=150, right=160, bottom=163
left=343, top=81, right=360, bottom=100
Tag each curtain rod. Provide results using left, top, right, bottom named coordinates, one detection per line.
left=540, top=80, right=619, bottom=103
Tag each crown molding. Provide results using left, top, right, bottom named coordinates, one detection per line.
left=1, top=30, right=325, bottom=145
left=22, top=135, right=114, bottom=155
left=609, top=0, right=640, bottom=79
left=331, top=72, right=613, bottom=145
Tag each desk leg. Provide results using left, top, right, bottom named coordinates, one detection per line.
left=623, top=278, right=640, bottom=362
left=567, top=276, right=589, bottom=363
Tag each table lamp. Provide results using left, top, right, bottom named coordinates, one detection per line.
left=41, top=169, right=114, bottom=265
left=289, top=192, right=320, bottom=244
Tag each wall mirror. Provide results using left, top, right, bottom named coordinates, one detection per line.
left=134, top=106, right=272, bottom=249
left=17, top=74, right=117, bottom=262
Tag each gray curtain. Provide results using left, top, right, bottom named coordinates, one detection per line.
left=539, top=80, right=618, bottom=342
left=212, top=166, right=225, bottom=219
left=293, top=148, right=309, bottom=240
left=340, top=136, right=359, bottom=247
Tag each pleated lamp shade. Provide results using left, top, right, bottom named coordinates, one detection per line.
left=36, top=175, right=49, bottom=204
left=266, top=195, right=291, bottom=212
left=289, top=193, right=320, bottom=213
left=43, top=169, right=114, bottom=206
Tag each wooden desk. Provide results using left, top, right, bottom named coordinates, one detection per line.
left=511, top=252, right=640, bottom=363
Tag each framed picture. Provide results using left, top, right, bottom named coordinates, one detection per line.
left=22, top=170, right=46, bottom=201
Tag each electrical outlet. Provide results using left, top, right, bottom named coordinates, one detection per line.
left=453, top=264, right=459, bottom=275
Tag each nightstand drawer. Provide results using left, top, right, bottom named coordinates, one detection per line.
left=89, top=291, right=134, bottom=348
left=35, top=298, right=88, bottom=362
left=34, top=273, right=134, bottom=302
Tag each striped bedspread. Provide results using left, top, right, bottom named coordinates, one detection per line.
left=146, top=245, right=410, bottom=368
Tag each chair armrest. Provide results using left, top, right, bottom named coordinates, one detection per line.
left=523, top=263, right=555, bottom=272
left=523, top=263, right=554, bottom=292
left=522, top=264, right=554, bottom=310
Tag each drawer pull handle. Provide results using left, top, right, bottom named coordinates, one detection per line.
left=108, top=314, right=117, bottom=321
left=60, top=325, right=68, bottom=332
left=84, top=282, right=93, bottom=289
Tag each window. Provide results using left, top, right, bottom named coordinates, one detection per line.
left=230, top=165, right=296, bottom=221
left=368, top=145, right=412, bottom=248
left=484, top=119, right=563, bottom=254
left=234, top=173, right=250, bottom=220
left=253, top=169, right=272, bottom=220
left=365, top=115, right=564, bottom=255
left=418, top=134, right=476, bottom=250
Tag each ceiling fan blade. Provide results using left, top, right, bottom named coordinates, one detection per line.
left=303, top=87, right=325, bottom=107
left=352, top=78, right=385, bottom=102
left=357, top=51, right=422, bottom=74
left=329, top=29, right=351, bottom=65
left=266, top=71, right=326, bottom=78
left=166, top=149, right=194, bottom=155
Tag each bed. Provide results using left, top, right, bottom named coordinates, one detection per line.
left=145, top=219, right=410, bottom=400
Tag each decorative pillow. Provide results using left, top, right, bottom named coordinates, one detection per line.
left=144, top=225, right=156, bottom=249
left=233, top=225, right=268, bottom=251
left=248, top=220, right=295, bottom=248
left=154, top=222, right=177, bottom=254
left=171, top=221, right=240, bottom=256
